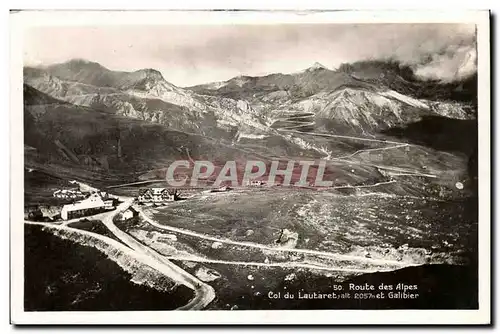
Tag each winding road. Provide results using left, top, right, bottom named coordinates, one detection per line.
left=26, top=196, right=215, bottom=310
left=100, top=197, right=215, bottom=310
left=272, top=115, right=438, bottom=178
left=25, top=175, right=421, bottom=310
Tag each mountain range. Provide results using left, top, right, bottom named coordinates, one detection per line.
left=23, top=58, right=478, bottom=203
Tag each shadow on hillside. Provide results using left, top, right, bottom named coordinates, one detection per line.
left=382, top=115, right=478, bottom=180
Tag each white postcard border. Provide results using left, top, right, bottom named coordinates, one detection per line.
left=10, top=9, right=491, bottom=325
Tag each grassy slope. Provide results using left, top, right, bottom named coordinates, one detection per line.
left=150, top=188, right=477, bottom=259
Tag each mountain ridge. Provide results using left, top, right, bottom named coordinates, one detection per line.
left=24, top=62, right=273, bottom=140
left=24, top=58, right=477, bottom=140
left=23, top=54, right=478, bottom=202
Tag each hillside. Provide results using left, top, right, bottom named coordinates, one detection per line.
left=24, top=86, right=241, bottom=182
left=25, top=60, right=271, bottom=139
left=23, top=85, right=322, bottom=197
left=189, top=59, right=477, bottom=103
left=189, top=60, right=476, bottom=137
left=23, top=58, right=477, bottom=203
left=189, top=63, right=371, bottom=100
left=25, top=59, right=477, bottom=141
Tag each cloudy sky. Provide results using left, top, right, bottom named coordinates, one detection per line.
left=24, top=24, right=476, bottom=87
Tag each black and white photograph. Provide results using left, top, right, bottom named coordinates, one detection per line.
left=9, top=10, right=491, bottom=325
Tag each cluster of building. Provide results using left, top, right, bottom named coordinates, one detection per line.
left=246, top=180, right=266, bottom=186
left=53, top=188, right=86, bottom=200
left=137, top=185, right=235, bottom=204
left=209, top=185, right=232, bottom=193
left=26, top=184, right=118, bottom=221
left=137, top=188, right=179, bottom=204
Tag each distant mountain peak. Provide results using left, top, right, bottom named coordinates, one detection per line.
left=67, top=58, right=94, bottom=64
left=133, top=68, right=165, bottom=81
left=64, top=58, right=106, bottom=68
left=48, top=58, right=110, bottom=74
left=306, top=62, right=328, bottom=71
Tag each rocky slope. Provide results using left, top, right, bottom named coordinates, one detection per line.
left=25, top=59, right=476, bottom=140
left=25, top=60, right=271, bottom=139
left=190, top=61, right=476, bottom=135
left=24, top=85, right=315, bottom=186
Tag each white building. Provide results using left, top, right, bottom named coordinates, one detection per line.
left=61, top=193, right=114, bottom=220
left=246, top=180, right=266, bottom=186
left=120, top=207, right=139, bottom=220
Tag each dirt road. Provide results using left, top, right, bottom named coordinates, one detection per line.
left=138, top=208, right=417, bottom=268
left=101, top=197, right=215, bottom=310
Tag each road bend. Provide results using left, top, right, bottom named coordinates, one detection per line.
left=101, top=197, right=215, bottom=310
left=25, top=219, right=214, bottom=310
left=26, top=197, right=215, bottom=310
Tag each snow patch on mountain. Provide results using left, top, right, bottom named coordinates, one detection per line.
left=378, top=90, right=429, bottom=109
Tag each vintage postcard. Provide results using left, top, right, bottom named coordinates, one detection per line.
left=10, top=10, right=490, bottom=325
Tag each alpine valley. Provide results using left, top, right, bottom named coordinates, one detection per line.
left=23, top=58, right=479, bottom=311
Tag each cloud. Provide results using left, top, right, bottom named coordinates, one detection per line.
left=386, top=24, right=477, bottom=82
left=411, top=44, right=477, bottom=82
left=24, top=24, right=477, bottom=86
